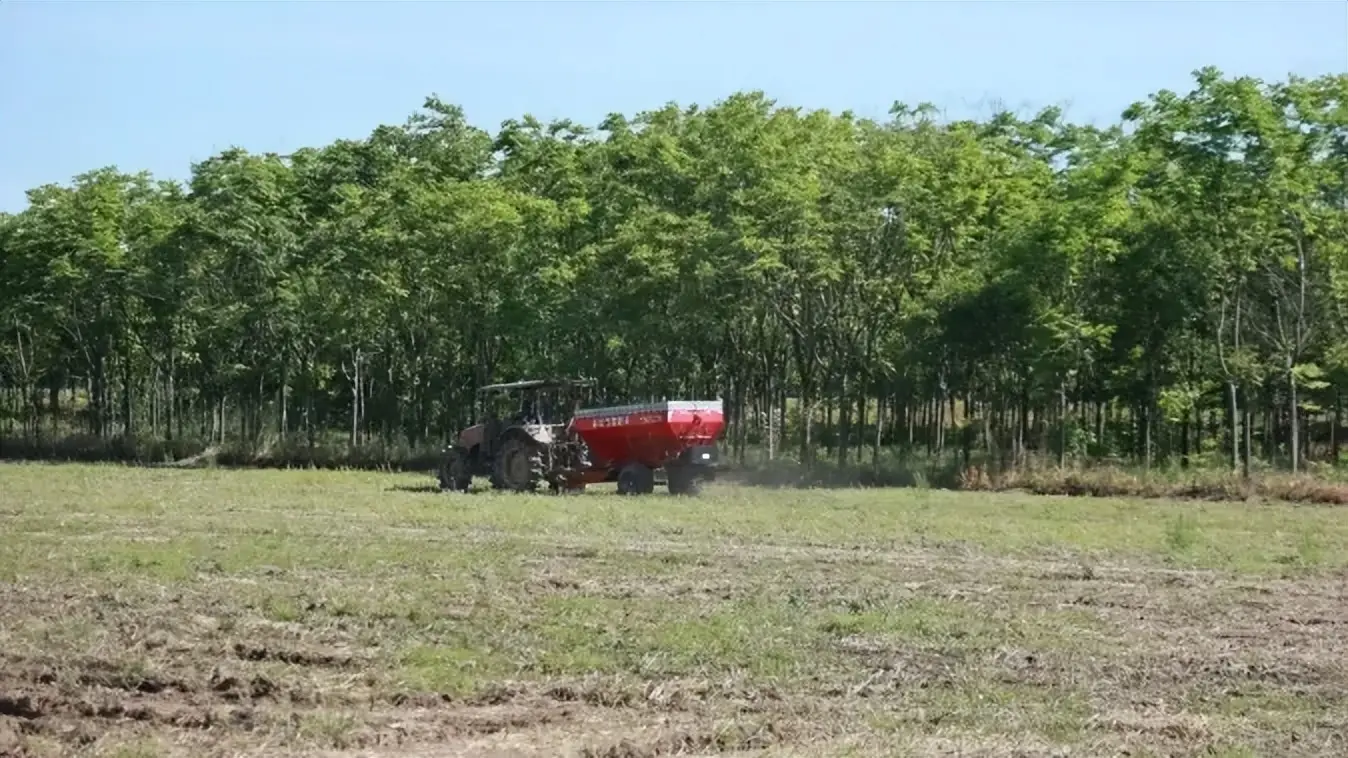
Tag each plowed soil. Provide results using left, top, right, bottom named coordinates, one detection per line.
left=1, top=463, right=1346, bottom=757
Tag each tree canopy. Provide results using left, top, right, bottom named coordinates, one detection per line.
left=3, top=69, right=1346, bottom=473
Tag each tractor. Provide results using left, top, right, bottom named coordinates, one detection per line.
left=437, top=378, right=596, bottom=494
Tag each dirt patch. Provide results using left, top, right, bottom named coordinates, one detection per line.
left=580, top=721, right=793, bottom=757
left=1088, top=708, right=1216, bottom=745
left=5, top=467, right=1348, bottom=757
left=209, top=671, right=280, bottom=701
left=232, top=642, right=357, bottom=667
left=7, top=560, right=1346, bottom=757
left=0, top=695, right=44, bottom=720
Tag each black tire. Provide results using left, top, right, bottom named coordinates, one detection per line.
left=666, top=464, right=703, bottom=496
left=438, top=448, right=472, bottom=492
left=495, top=435, right=544, bottom=492
left=616, top=463, right=655, bottom=496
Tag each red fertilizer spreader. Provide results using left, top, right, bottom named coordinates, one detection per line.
left=569, top=399, right=724, bottom=495
left=436, top=379, right=724, bottom=496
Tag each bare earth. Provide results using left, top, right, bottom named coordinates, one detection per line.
left=1, top=464, right=1346, bottom=757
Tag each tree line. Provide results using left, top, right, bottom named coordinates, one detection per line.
left=2, top=67, right=1346, bottom=474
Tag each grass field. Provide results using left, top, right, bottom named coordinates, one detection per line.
left=1, top=463, right=1346, bottom=757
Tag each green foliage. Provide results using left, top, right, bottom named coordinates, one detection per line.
left=1, top=69, right=1347, bottom=473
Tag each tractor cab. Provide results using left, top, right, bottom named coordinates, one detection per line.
left=476, top=378, right=595, bottom=428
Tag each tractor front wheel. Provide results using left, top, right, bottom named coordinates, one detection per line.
left=438, top=447, right=472, bottom=492
left=495, top=436, right=545, bottom=492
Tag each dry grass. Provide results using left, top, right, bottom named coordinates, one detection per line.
left=961, top=463, right=1348, bottom=506
left=0, top=432, right=443, bottom=472
left=728, top=453, right=1348, bottom=506
left=2, top=462, right=1347, bottom=757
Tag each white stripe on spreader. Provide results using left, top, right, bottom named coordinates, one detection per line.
left=572, top=400, right=723, bottom=419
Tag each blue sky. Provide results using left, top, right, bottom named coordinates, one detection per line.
left=1, top=0, right=1344, bottom=212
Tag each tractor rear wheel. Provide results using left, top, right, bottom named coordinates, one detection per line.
left=616, top=463, right=655, bottom=495
left=438, top=447, right=472, bottom=492
left=495, top=436, right=545, bottom=492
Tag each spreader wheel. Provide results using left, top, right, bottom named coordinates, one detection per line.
left=438, top=447, right=472, bottom=492
left=666, top=464, right=703, bottom=496
left=616, top=463, right=655, bottom=496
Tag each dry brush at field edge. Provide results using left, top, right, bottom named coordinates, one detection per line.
left=14, top=435, right=1348, bottom=508
left=1, top=464, right=1346, bottom=757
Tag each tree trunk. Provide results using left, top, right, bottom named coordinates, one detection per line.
left=165, top=347, right=176, bottom=442
left=836, top=373, right=850, bottom=469
left=1333, top=388, right=1341, bottom=464
left=1094, top=399, right=1104, bottom=458
left=92, top=354, right=106, bottom=438
left=1289, top=368, right=1300, bottom=473
left=280, top=364, right=289, bottom=440
left=1058, top=380, right=1068, bottom=468
left=823, top=394, right=835, bottom=460
left=855, top=383, right=867, bottom=468
left=906, top=392, right=915, bottom=448
left=120, top=353, right=133, bottom=439
left=256, top=370, right=266, bottom=446
left=1193, top=403, right=1203, bottom=462
left=935, top=371, right=947, bottom=454
left=48, top=378, right=60, bottom=437
left=1242, top=386, right=1253, bottom=480
left=985, top=393, right=997, bottom=467
left=151, top=367, right=159, bottom=437
left=1143, top=400, right=1153, bottom=472
left=1179, top=403, right=1190, bottom=469
left=1016, top=389, right=1028, bottom=466
left=766, top=378, right=776, bottom=462
left=216, top=396, right=225, bottom=445
left=1264, top=384, right=1276, bottom=464
left=801, top=395, right=814, bottom=466
left=873, top=390, right=884, bottom=470
left=350, top=350, right=361, bottom=448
